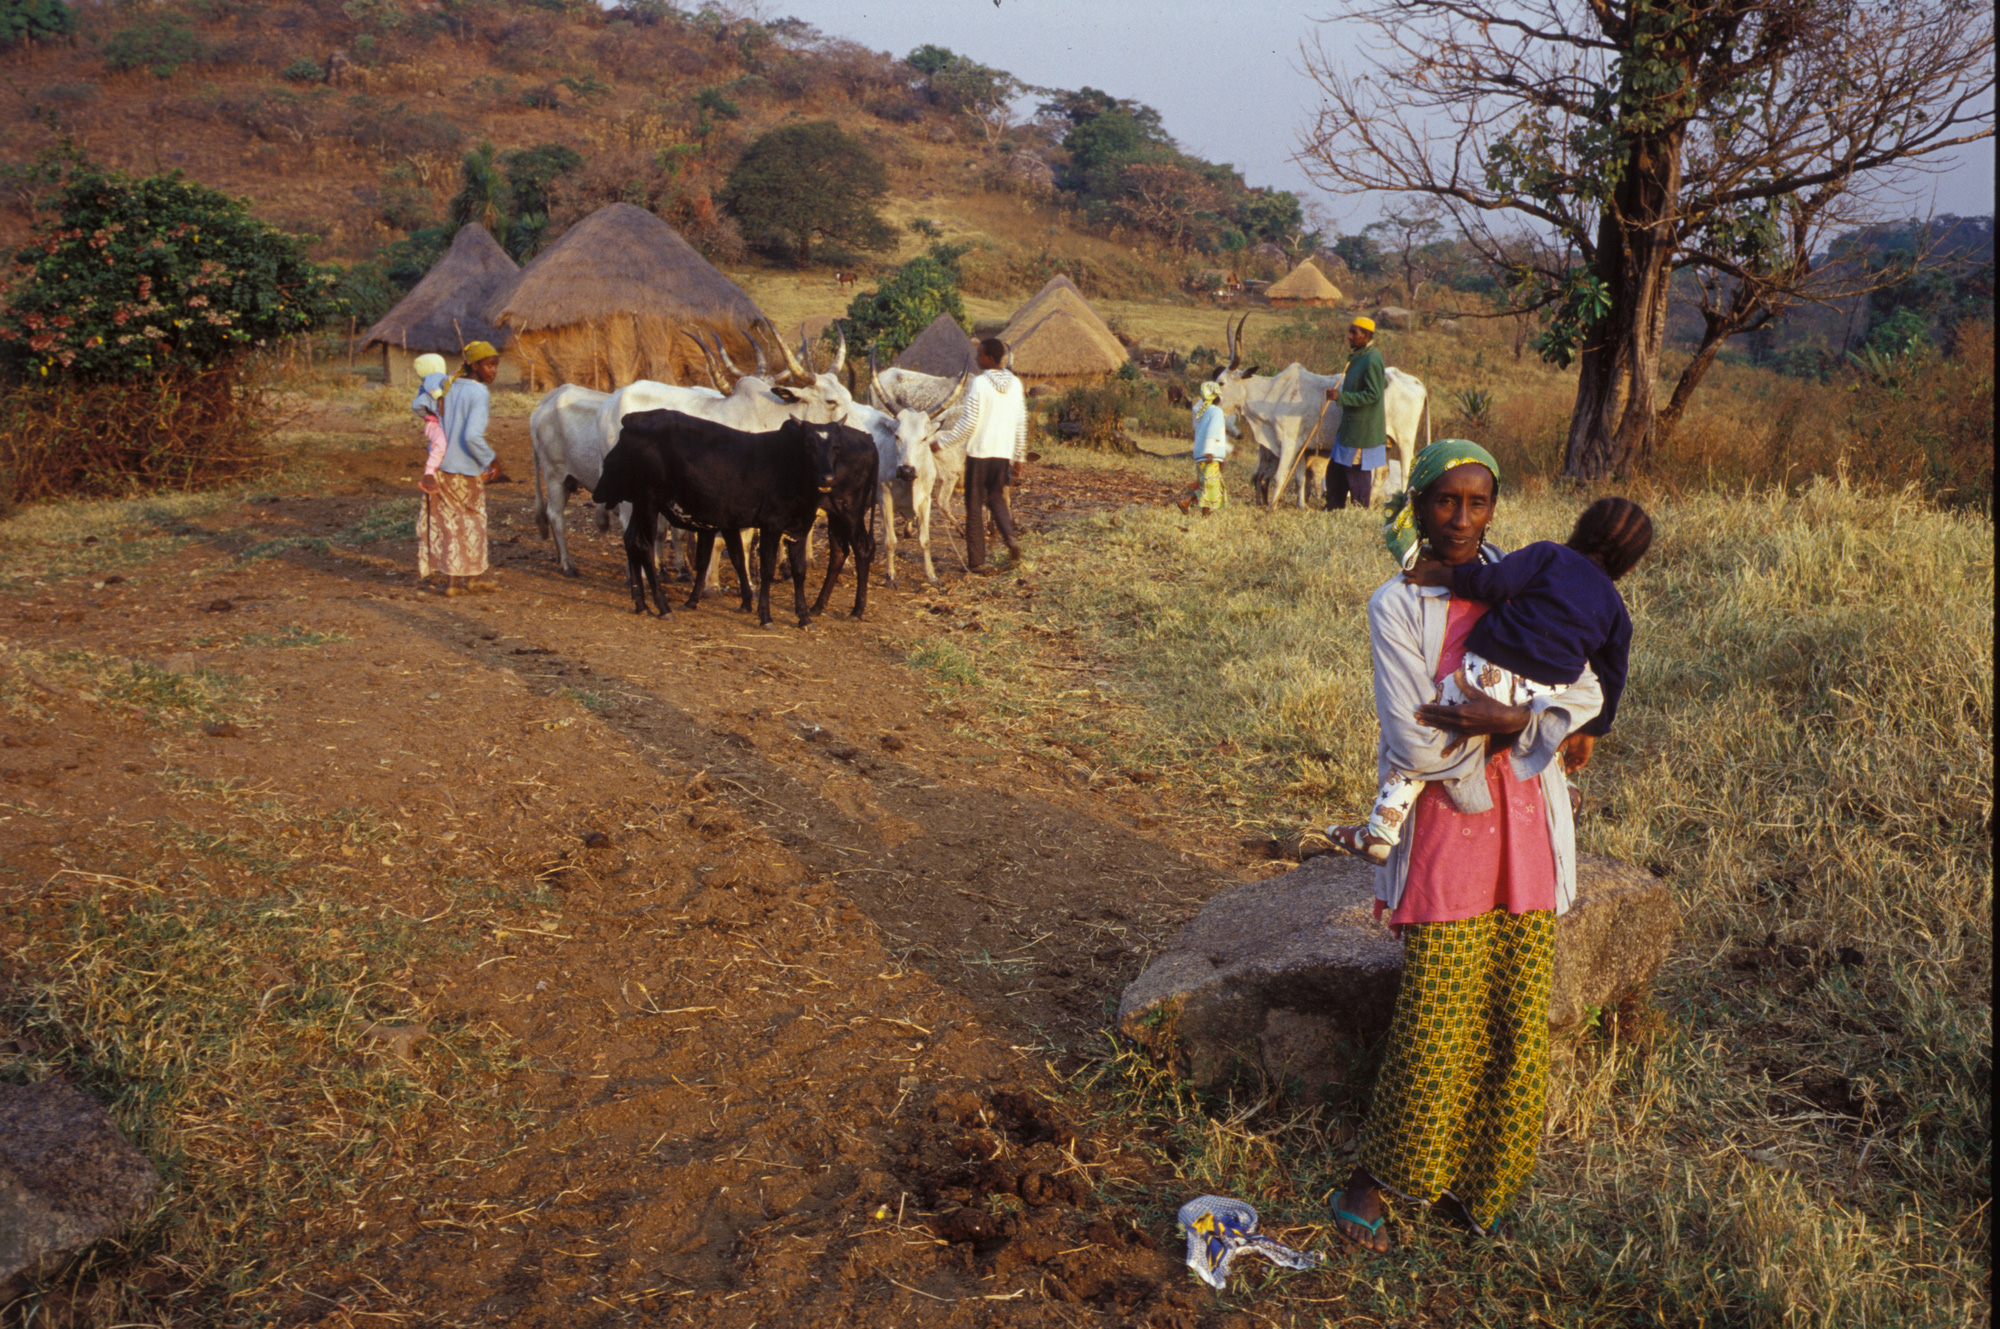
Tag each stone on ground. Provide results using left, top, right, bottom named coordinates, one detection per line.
left=0, top=1081, right=159, bottom=1296
left=1117, top=854, right=1676, bottom=1100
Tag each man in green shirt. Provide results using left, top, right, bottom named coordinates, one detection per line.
left=1323, top=315, right=1387, bottom=510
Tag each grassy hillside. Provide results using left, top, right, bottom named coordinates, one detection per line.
left=0, top=0, right=1226, bottom=303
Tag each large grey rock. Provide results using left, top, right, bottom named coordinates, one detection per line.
left=1118, top=853, right=1676, bottom=1100
left=0, top=1082, right=159, bottom=1295
left=1373, top=306, right=1417, bottom=330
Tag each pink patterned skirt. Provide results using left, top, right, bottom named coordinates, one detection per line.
left=417, top=473, right=489, bottom=578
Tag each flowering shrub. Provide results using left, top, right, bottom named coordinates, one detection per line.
left=0, top=168, right=343, bottom=384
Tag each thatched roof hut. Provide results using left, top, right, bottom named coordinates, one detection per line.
left=1003, top=307, right=1129, bottom=379
left=995, top=275, right=1128, bottom=380
left=489, top=203, right=766, bottom=391
left=1001, top=274, right=1087, bottom=338
left=892, top=312, right=979, bottom=376
left=1266, top=261, right=1344, bottom=308
left=360, top=224, right=526, bottom=388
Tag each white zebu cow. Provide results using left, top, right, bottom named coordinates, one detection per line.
left=868, top=365, right=976, bottom=584
left=838, top=381, right=966, bottom=588
left=1214, top=314, right=1430, bottom=510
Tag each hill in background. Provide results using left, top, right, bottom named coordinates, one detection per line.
left=0, top=0, right=1332, bottom=324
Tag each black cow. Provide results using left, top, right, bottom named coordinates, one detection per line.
left=593, top=411, right=878, bottom=628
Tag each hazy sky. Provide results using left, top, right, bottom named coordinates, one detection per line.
left=751, top=0, right=1995, bottom=232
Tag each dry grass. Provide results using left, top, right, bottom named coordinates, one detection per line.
left=0, top=876, right=534, bottom=1326
left=937, top=457, right=1991, bottom=1326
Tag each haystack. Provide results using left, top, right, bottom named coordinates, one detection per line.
left=1266, top=261, right=1344, bottom=307
left=892, top=312, right=978, bottom=376
left=489, top=203, right=766, bottom=391
left=360, top=224, right=526, bottom=389
left=1003, top=307, right=1129, bottom=380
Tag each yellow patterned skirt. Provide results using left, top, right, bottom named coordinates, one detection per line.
left=418, top=472, right=489, bottom=579
left=1197, top=459, right=1226, bottom=510
left=1355, top=907, right=1555, bottom=1231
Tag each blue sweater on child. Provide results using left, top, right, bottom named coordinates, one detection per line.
left=1448, top=541, right=1631, bottom=737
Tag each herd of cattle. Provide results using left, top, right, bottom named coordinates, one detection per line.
left=524, top=314, right=1433, bottom=629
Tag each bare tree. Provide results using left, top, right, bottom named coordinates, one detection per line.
left=1297, top=0, right=1994, bottom=478
left=1365, top=203, right=1448, bottom=307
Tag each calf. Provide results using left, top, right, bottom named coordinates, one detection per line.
left=594, top=412, right=877, bottom=628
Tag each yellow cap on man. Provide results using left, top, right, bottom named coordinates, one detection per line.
left=461, top=340, right=500, bottom=365
left=1350, top=316, right=1376, bottom=333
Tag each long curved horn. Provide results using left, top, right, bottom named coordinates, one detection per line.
left=929, top=369, right=971, bottom=421
left=683, top=329, right=724, bottom=393
left=710, top=330, right=746, bottom=382
left=799, top=329, right=816, bottom=376
left=1235, top=313, right=1251, bottom=368
left=1223, top=316, right=1237, bottom=369
left=869, top=344, right=895, bottom=410
left=830, top=325, right=847, bottom=377
left=762, top=317, right=812, bottom=385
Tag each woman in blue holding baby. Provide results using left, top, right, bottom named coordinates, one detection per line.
left=409, top=342, right=504, bottom=596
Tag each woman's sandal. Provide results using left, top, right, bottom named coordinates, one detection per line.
left=1326, top=824, right=1391, bottom=865
left=1329, top=1194, right=1393, bottom=1255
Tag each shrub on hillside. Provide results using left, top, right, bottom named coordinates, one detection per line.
left=280, top=56, right=323, bottom=83
left=101, top=15, right=205, bottom=78
left=2, top=0, right=74, bottom=49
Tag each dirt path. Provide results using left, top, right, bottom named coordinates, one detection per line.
left=1, top=403, right=1278, bottom=1329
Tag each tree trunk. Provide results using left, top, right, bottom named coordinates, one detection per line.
left=797, top=232, right=812, bottom=267
left=1562, top=135, right=1682, bottom=480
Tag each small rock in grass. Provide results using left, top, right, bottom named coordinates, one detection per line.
left=202, top=721, right=241, bottom=739
left=103, top=575, right=125, bottom=586
left=358, top=1022, right=429, bottom=1064
left=879, top=734, right=905, bottom=752
left=205, top=599, right=233, bottom=613
left=582, top=830, right=612, bottom=850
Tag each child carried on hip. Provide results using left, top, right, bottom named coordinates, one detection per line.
left=1330, top=496, right=1655, bottom=864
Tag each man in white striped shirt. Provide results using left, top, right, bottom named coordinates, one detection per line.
left=941, top=337, right=1029, bottom=574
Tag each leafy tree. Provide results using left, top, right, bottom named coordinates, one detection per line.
left=1329, top=234, right=1382, bottom=277
left=0, top=167, right=342, bottom=383
left=907, top=46, right=1027, bottom=146
left=840, top=245, right=968, bottom=359
left=1300, top=0, right=1996, bottom=478
left=101, top=14, right=204, bottom=77
left=1, top=0, right=74, bottom=48
left=721, top=121, right=894, bottom=267
left=445, top=141, right=582, bottom=260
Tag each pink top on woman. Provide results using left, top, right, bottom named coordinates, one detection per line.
left=1386, top=595, right=1557, bottom=925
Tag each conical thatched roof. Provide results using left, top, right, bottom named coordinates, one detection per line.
left=485, top=203, right=767, bottom=391
left=1266, top=261, right=1344, bottom=303
left=361, top=223, right=517, bottom=353
left=1004, top=307, right=1129, bottom=378
left=491, top=203, right=762, bottom=333
left=892, top=312, right=978, bottom=376
left=1001, top=273, right=1086, bottom=337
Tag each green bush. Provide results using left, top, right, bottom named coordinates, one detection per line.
left=0, top=166, right=343, bottom=384
left=1, top=0, right=74, bottom=48
left=840, top=245, right=968, bottom=358
left=101, top=15, right=205, bottom=78
left=279, top=56, right=322, bottom=83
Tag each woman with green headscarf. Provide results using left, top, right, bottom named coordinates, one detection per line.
left=1325, top=441, right=1603, bottom=1254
